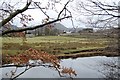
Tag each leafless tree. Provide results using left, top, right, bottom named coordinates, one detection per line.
left=75, top=0, right=120, bottom=79
left=75, top=0, right=119, bottom=28
left=75, top=0, right=120, bottom=54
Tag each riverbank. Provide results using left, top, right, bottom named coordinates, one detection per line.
left=57, top=47, right=119, bottom=59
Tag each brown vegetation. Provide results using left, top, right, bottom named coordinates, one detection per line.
left=2, top=48, right=77, bottom=77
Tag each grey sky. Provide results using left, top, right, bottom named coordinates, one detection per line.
left=0, top=0, right=119, bottom=28
left=0, top=0, right=83, bottom=28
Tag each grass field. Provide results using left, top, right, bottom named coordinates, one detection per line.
left=2, top=35, right=110, bottom=56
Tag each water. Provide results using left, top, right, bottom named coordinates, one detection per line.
left=1, top=56, right=119, bottom=78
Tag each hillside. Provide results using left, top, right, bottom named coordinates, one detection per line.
left=53, top=23, right=82, bottom=32
left=53, top=23, right=69, bottom=31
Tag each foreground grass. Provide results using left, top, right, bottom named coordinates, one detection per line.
left=2, top=36, right=110, bottom=56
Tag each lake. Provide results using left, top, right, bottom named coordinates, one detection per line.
left=1, top=56, right=119, bottom=79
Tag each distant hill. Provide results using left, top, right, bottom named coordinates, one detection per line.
left=52, top=23, right=83, bottom=32
left=53, top=23, right=69, bottom=31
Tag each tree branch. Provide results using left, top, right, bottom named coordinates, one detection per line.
left=34, top=2, right=49, bottom=19
left=97, top=1, right=118, bottom=8
left=11, top=66, right=32, bottom=80
left=91, top=0, right=118, bottom=17
left=0, top=9, right=11, bottom=13
left=57, top=0, right=71, bottom=19
left=2, top=16, right=71, bottom=35
left=0, top=1, right=32, bottom=27
left=79, top=0, right=120, bottom=17
left=1, top=64, right=54, bottom=68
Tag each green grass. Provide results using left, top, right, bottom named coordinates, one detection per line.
left=2, top=36, right=110, bottom=55
left=2, top=36, right=109, bottom=43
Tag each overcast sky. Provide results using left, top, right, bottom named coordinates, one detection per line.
left=0, top=0, right=119, bottom=28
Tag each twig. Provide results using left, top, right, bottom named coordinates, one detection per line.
left=0, top=1, right=32, bottom=27
left=34, top=2, right=49, bottom=19
left=57, top=0, right=72, bottom=19
left=10, top=66, right=32, bottom=80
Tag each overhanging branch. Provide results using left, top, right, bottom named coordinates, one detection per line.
left=0, top=1, right=31, bottom=27
left=1, top=64, right=54, bottom=68
left=57, top=0, right=72, bottom=19
left=2, top=16, right=71, bottom=35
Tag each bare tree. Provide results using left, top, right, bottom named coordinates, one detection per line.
left=75, top=0, right=120, bottom=79
left=75, top=0, right=119, bottom=28
left=75, top=0, right=120, bottom=54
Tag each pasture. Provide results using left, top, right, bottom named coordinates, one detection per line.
left=2, top=36, right=110, bottom=56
